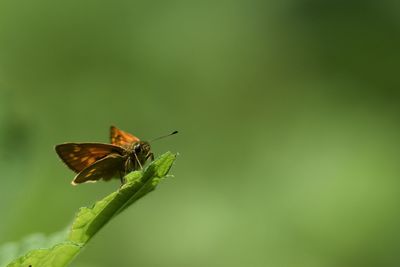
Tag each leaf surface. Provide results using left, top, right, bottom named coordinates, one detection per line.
left=3, top=152, right=176, bottom=267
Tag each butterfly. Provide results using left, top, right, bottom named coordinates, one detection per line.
left=55, top=126, right=177, bottom=185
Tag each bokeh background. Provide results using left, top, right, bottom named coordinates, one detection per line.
left=1, top=1, right=400, bottom=266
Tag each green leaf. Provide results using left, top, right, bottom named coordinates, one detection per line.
left=4, top=152, right=176, bottom=267
left=0, top=230, right=68, bottom=267
left=6, top=242, right=80, bottom=267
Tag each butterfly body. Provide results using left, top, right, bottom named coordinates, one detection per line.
left=55, top=126, right=154, bottom=185
left=119, top=140, right=153, bottom=174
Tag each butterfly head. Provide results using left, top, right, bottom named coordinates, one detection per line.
left=133, top=141, right=152, bottom=158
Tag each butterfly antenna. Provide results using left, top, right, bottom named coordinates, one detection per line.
left=151, top=131, right=178, bottom=142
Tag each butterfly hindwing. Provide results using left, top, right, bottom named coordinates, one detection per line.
left=55, top=143, right=125, bottom=173
left=110, top=126, right=140, bottom=148
left=72, top=153, right=125, bottom=185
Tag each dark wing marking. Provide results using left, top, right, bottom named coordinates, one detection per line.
left=71, top=153, right=125, bottom=185
left=55, top=143, right=125, bottom=173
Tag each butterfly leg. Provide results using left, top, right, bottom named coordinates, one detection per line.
left=146, top=152, right=154, bottom=161
left=133, top=151, right=143, bottom=170
left=118, top=170, right=125, bottom=185
left=124, top=159, right=129, bottom=174
left=120, top=157, right=132, bottom=185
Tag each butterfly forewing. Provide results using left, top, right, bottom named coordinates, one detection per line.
left=55, top=143, right=125, bottom=173
left=110, top=126, right=140, bottom=148
left=72, top=153, right=125, bottom=185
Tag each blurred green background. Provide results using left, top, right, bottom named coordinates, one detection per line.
left=1, top=0, right=400, bottom=266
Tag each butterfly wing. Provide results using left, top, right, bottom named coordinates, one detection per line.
left=72, top=153, right=125, bottom=185
left=55, top=143, right=125, bottom=173
left=110, top=126, right=140, bottom=148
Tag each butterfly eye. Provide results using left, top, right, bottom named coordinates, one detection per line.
left=134, top=144, right=141, bottom=152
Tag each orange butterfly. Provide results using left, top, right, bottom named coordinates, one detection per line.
left=55, top=126, right=177, bottom=185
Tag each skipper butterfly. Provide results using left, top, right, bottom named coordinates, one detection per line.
left=55, top=126, right=177, bottom=185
